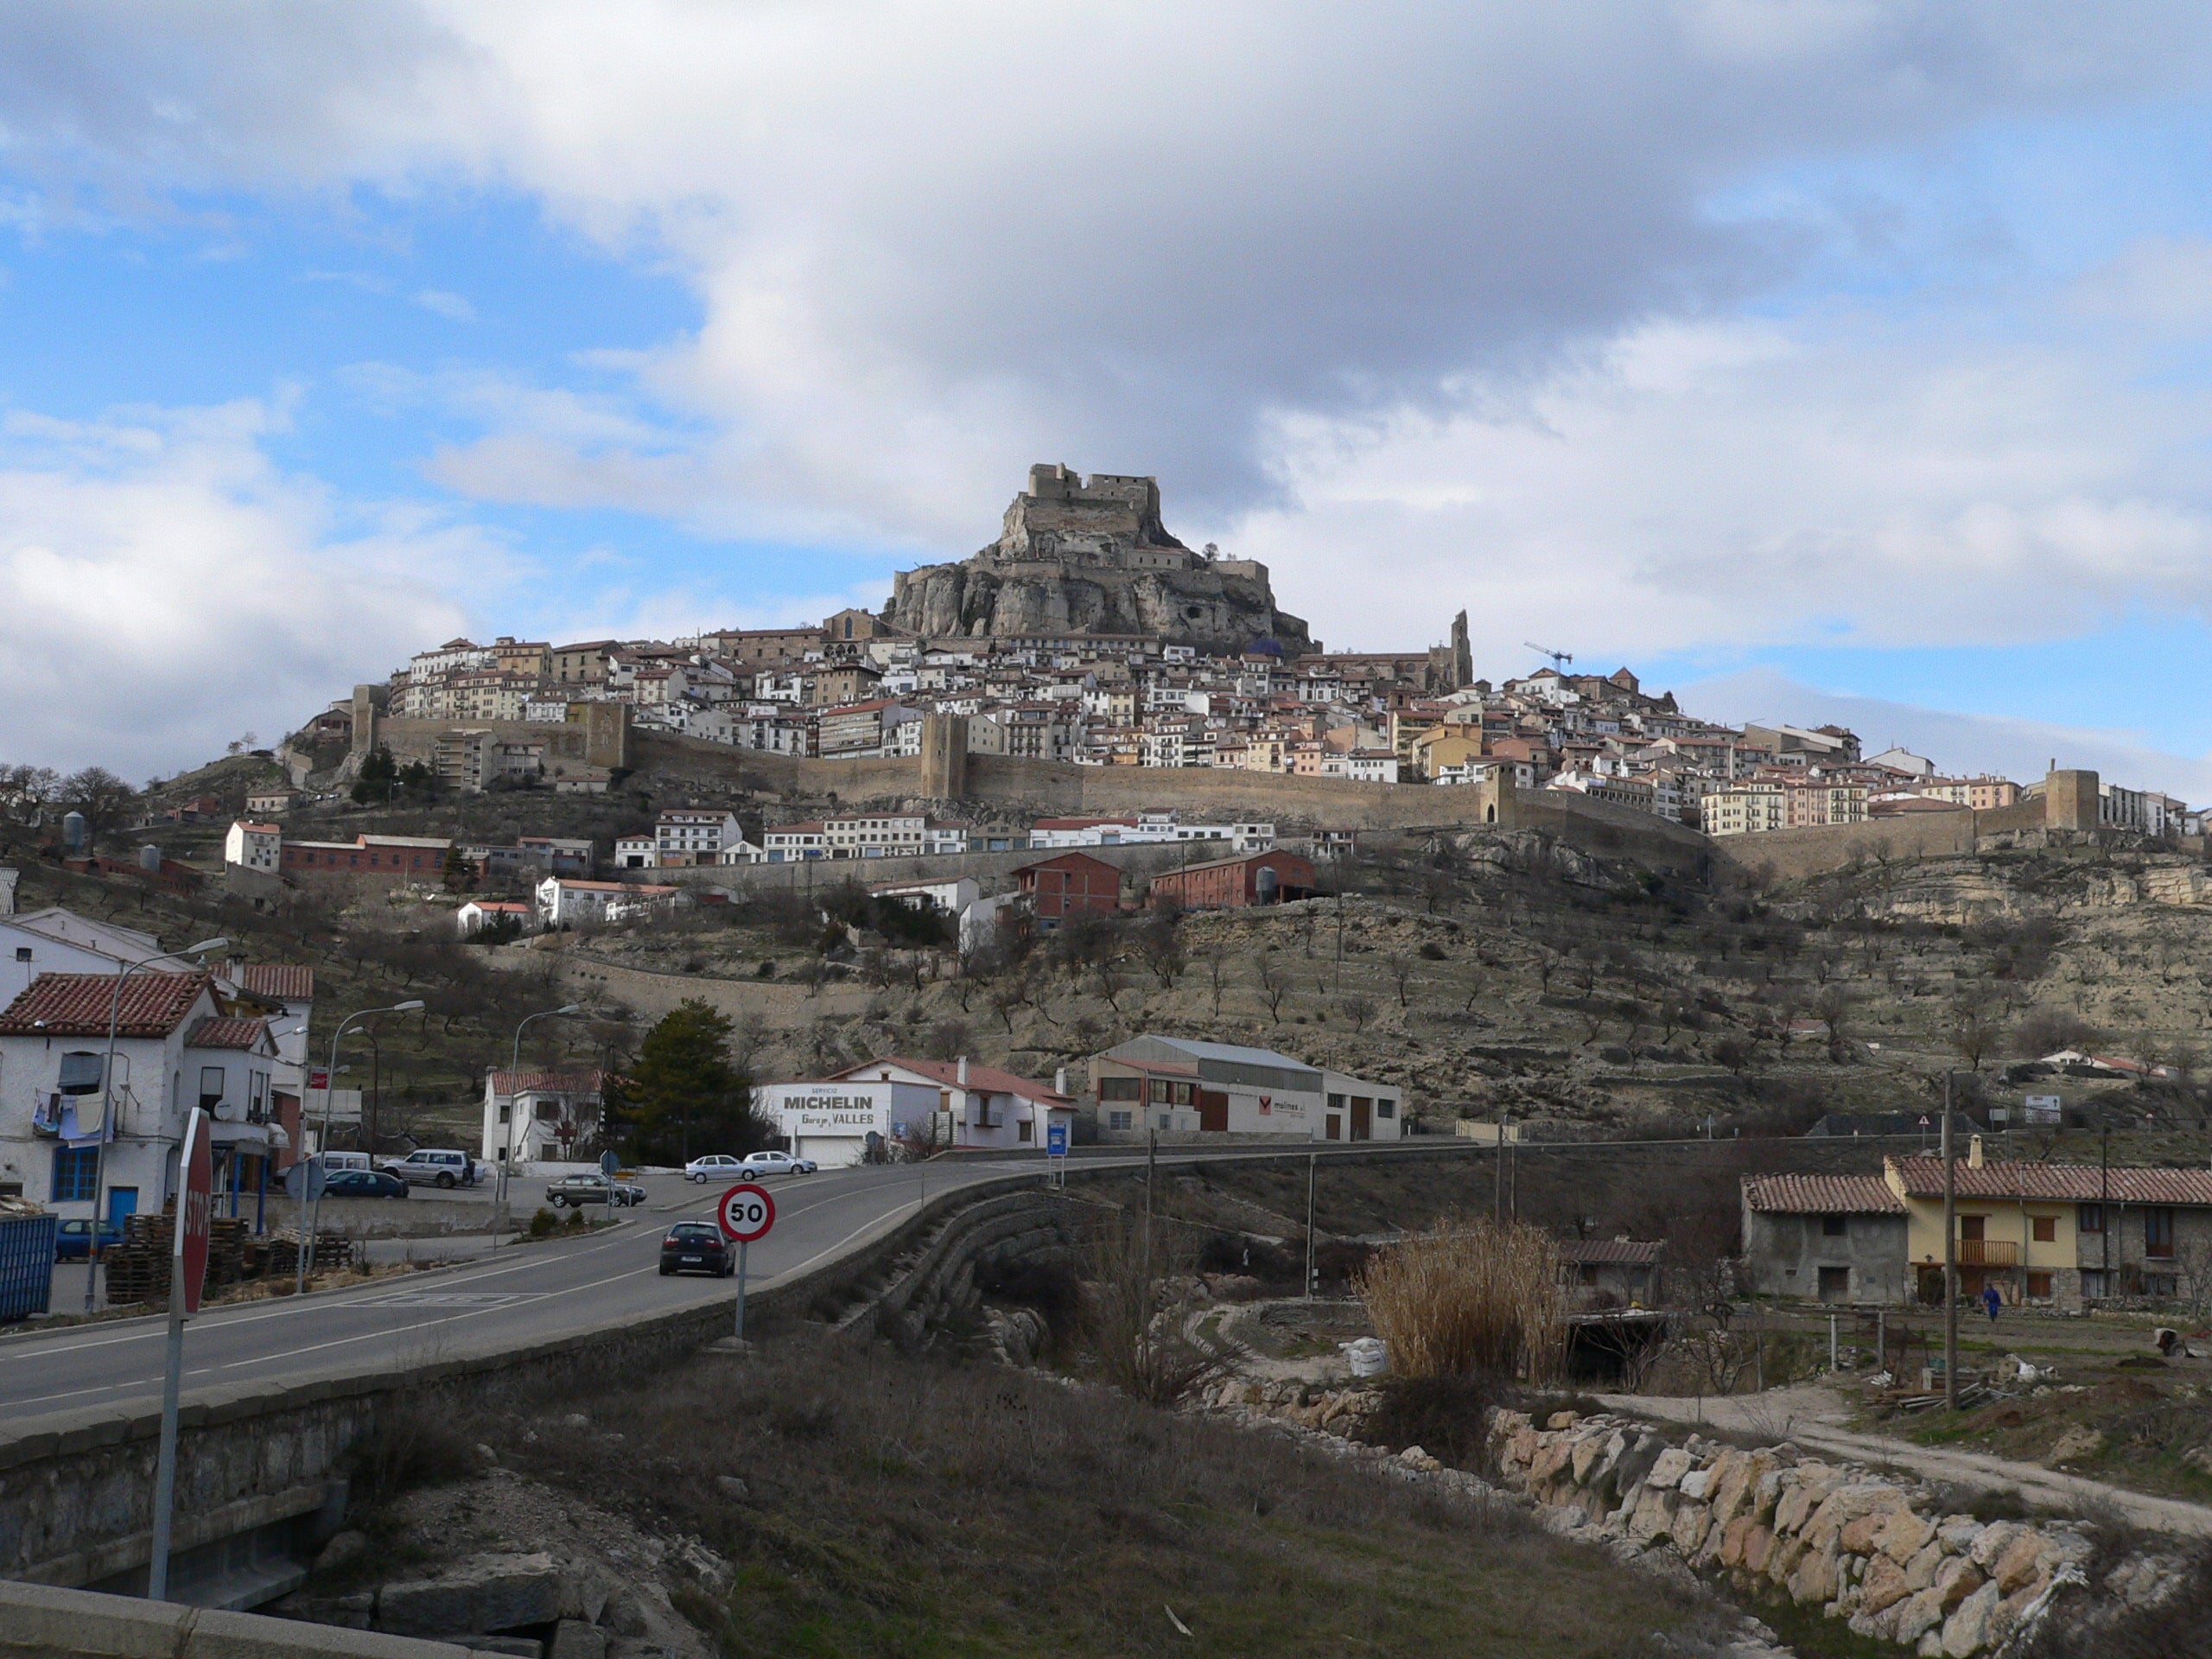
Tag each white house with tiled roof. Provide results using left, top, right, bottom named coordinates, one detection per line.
left=480, top=1067, right=607, bottom=1166
left=0, top=971, right=283, bottom=1235
left=824, top=1056, right=1077, bottom=1152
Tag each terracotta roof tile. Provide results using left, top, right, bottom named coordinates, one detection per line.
left=830, top=1056, right=1071, bottom=1103
left=1558, top=1238, right=1663, bottom=1266
left=187, top=1016, right=269, bottom=1051
left=0, top=971, right=210, bottom=1039
left=487, top=1068, right=605, bottom=1096
left=1742, top=1173, right=1905, bottom=1215
left=237, top=963, right=315, bottom=1001
left=1885, top=1158, right=2212, bottom=1206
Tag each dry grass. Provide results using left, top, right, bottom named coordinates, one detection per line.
left=480, top=1328, right=1730, bottom=1658
left=1357, top=1219, right=1567, bottom=1383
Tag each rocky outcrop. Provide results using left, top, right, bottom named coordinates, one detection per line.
left=1488, top=1408, right=2109, bottom=1656
left=883, top=464, right=1313, bottom=652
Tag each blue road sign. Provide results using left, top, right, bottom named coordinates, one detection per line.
left=600, top=1149, right=620, bottom=1176
left=1046, top=1122, right=1070, bottom=1157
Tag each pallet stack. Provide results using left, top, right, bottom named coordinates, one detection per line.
left=100, top=1209, right=347, bottom=1306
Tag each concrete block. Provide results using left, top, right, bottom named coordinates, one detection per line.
left=546, top=1619, right=607, bottom=1659
left=375, top=1554, right=568, bottom=1637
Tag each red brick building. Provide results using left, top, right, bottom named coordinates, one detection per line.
left=282, top=833, right=452, bottom=878
left=1013, top=852, right=1122, bottom=924
left=1147, top=849, right=1317, bottom=911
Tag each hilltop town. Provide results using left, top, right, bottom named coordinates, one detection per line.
left=259, top=465, right=2190, bottom=841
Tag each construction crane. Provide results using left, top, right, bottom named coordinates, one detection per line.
left=1523, top=642, right=1573, bottom=671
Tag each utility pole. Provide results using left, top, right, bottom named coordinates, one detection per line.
left=1142, top=1127, right=1156, bottom=1296
left=1942, top=1072, right=1958, bottom=1412
left=1492, top=1112, right=1503, bottom=1222
left=2101, top=1124, right=2111, bottom=1299
left=1305, top=1152, right=1318, bottom=1301
left=1508, top=1114, right=1518, bottom=1223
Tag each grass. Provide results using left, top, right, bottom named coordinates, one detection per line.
left=476, top=1327, right=1736, bottom=1658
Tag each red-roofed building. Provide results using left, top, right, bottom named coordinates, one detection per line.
left=282, top=833, right=452, bottom=880
left=1742, top=1172, right=1910, bottom=1306
left=826, top=1056, right=1076, bottom=1152
left=1, top=971, right=284, bottom=1242
left=1013, top=852, right=1122, bottom=925
left=480, top=1068, right=607, bottom=1166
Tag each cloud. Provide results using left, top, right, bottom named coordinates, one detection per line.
left=1676, top=664, right=2212, bottom=799
left=0, top=397, right=486, bottom=772
left=1223, top=289, right=2212, bottom=659
left=412, top=287, right=474, bottom=321
left=5, top=3, right=2211, bottom=546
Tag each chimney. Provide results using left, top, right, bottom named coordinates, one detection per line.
left=1054, top=1065, right=1067, bottom=1096
left=957, top=1055, right=969, bottom=1087
left=1968, top=1134, right=1984, bottom=1169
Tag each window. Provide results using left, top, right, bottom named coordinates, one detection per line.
left=1328, top=1092, right=1345, bottom=1111
left=57, top=1052, right=105, bottom=1096
left=12, top=947, right=29, bottom=963
left=2082, top=1269, right=2110, bottom=1300
left=199, top=1066, right=226, bottom=1109
left=1157, top=1112, right=1172, bottom=1131
left=2078, top=1204, right=2106, bottom=1234
left=52, top=1145, right=98, bottom=1203
left=1819, top=1213, right=1848, bottom=1237
left=1108, top=1110, right=1132, bottom=1130
left=2025, top=1271, right=2053, bottom=1301
left=2146, top=1208, right=2176, bottom=1259
left=2031, top=1215, right=2056, bottom=1243
left=1376, top=1099, right=1395, bottom=1119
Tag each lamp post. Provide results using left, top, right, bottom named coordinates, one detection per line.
left=85, top=937, right=227, bottom=1313
left=496, top=1005, right=582, bottom=1247
left=299, top=1001, right=423, bottom=1292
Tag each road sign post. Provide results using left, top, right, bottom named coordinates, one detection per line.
left=716, top=1183, right=775, bottom=1344
left=149, top=1108, right=212, bottom=1601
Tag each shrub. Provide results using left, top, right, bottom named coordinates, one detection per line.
left=1357, top=1219, right=1566, bottom=1383
left=1360, top=1372, right=1507, bottom=1467
left=348, top=1396, right=474, bottom=1505
left=528, top=1207, right=557, bottom=1237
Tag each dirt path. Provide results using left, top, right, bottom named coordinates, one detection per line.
left=1600, top=1386, right=2212, bottom=1539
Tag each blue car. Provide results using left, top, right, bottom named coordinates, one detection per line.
left=54, top=1218, right=125, bottom=1262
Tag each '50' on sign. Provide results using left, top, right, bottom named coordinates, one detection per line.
left=716, top=1183, right=776, bottom=1243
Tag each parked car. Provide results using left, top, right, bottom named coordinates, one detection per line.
left=380, top=1149, right=477, bottom=1189
left=739, top=1149, right=817, bottom=1179
left=323, top=1169, right=409, bottom=1199
left=54, top=1218, right=124, bottom=1261
left=544, top=1173, right=645, bottom=1208
left=321, top=1152, right=374, bottom=1173
left=683, top=1154, right=746, bottom=1184
left=658, top=1221, right=735, bottom=1276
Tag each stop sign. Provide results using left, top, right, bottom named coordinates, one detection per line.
left=175, top=1108, right=213, bottom=1315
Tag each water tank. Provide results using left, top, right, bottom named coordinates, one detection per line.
left=1255, top=864, right=1280, bottom=905
left=138, top=843, right=163, bottom=873
left=61, top=811, right=87, bottom=853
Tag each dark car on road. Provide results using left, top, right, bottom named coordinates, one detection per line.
left=324, top=1169, right=410, bottom=1199
left=54, top=1218, right=124, bottom=1261
left=545, top=1173, right=645, bottom=1208
left=658, top=1222, right=734, bottom=1276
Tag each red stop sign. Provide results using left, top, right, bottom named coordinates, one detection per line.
left=175, top=1108, right=213, bottom=1315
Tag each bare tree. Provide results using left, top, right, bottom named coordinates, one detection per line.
left=62, top=767, right=140, bottom=850
left=1257, top=955, right=1290, bottom=1025
left=1197, top=939, right=1230, bottom=1018
left=1948, top=993, right=2006, bottom=1072
left=1385, top=951, right=1415, bottom=1008
left=1340, top=993, right=1377, bottom=1033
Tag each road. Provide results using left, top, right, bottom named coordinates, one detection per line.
left=0, top=1160, right=1029, bottom=1439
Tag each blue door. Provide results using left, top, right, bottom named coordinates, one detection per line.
left=107, top=1187, right=138, bottom=1229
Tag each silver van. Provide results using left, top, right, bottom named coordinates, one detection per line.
left=380, top=1148, right=476, bottom=1189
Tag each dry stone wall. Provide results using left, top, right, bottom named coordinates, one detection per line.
left=1488, top=1408, right=2097, bottom=1656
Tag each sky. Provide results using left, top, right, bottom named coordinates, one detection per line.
left=8, top=5, right=2212, bottom=789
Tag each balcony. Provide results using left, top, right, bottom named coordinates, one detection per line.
left=1959, top=1239, right=2020, bottom=1267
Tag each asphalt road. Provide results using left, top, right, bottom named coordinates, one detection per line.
left=0, top=1160, right=1033, bottom=1438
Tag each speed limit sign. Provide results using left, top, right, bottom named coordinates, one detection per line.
left=717, top=1182, right=776, bottom=1243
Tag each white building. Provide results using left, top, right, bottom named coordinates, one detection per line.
left=536, top=877, right=688, bottom=928
left=613, top=836, right=659, bottom=870
left=222, top=820, right=283, bottom=874
left=1090, top=1034, right=1403, bottom=1142
left=0, top=907, right=168, bottom=1007
left=753, top=1076, right=940, bottom=1167
left=480, top=1067, right=606, bottom=1166
left=0, top=971, right=283, bottom=1230
left=826, top=1057, right=1077, bottom=1152
left=457, top=899, right=534, bottom=938
left=657, top=809, right=746, bottom=862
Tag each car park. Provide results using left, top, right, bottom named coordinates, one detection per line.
left=544, top=1173, right=645, bottom=1208
left=683, top=1154, right=745, bottom=1184
left=380, top=1148, right=477, bottom=1189
left=323, top=1169, right=409, bottom=1199
left=658, top=1221, right=735, bottom=1276
left=739, top=1149, right=817, bottom=1179
left=54, top=1218, right=124, bottom=1261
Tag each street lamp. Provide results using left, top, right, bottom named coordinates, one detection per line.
left=495, top=1005, right=582, bottom=1247
left=299, top=1000, right=424, bottom=1291
left=85, top=937, right=227, bottom=1312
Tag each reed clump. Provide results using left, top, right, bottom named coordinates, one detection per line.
left=1357, top=1218, right=1567, bottom=1382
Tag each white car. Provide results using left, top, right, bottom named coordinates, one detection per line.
left=740, top=1149, right=817, bottom=1179
left=684, top=1154, right=747, bottom=1184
